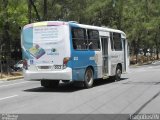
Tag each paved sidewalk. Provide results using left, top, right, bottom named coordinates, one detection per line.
left=130, top=60, right=160, bottom=68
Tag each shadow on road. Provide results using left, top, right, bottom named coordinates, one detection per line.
left=94, top=77, right=128, bottom=87
left=24, top=77, right=128, bottom=93
left=24, top=83, right=83, bottom=93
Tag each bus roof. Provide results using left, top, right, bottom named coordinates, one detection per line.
left=69, top=22, right=126, bottom=37
left=23, top=21, right=126, bottom=37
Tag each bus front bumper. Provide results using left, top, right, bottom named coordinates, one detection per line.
left=23, top=68, right=72, bottom=81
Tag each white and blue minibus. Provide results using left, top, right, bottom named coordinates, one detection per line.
left=21, top=21, right=129, bottom=88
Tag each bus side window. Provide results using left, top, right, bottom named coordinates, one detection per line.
left=113, top=33, right=122, bottom=51
left=110, top=32, right=114, bottom=50
left=87, top=30, right=100, bottom=50
left=110, top=32, right=122, bottom=51
left=71, top=27, right=87, bottom=50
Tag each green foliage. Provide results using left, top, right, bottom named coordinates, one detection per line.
left=0, top=0, right=159, bottom=57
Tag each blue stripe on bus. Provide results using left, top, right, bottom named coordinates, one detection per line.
left=71, top=51, right=98, bottom=81
left=68, top=23, right=98, bottom=81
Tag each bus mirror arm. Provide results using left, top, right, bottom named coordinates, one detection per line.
left=88, top=42, right=93, bottom=46
left=88, top=42, right=93, bottom=49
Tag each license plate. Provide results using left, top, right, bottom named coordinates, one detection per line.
left=39, top=66, right=50, bottom=69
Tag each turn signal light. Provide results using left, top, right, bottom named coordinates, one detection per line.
left=63, top=57, right=70, bottom=69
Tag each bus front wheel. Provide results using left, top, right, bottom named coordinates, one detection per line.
left=41, top=80, right=59, bottom=88
left=84, top=68, right=94, bottom=88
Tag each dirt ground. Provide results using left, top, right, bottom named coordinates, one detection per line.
left=0, top=72, right=22, bottom=79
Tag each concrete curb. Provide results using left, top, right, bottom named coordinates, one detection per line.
left=0, top=76, right=24, bottom=81
left=130, top=62, right=152, bottom=67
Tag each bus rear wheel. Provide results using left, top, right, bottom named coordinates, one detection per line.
left=41, top=80, right=59, bottom=88
left=115, top=65, right=122, bottom=81
left=84, top=68, right=94, bottom=88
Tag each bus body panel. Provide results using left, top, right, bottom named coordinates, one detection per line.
left=110, top=51, right=124, bottom=76
left=24, top=68, right=72, bottom=80
left=70, top=50, right=102, bottom=81
left=22, top=22, right=72, bottom=81
left=95, top=51, right=103, bottom=78
left=69, top=23, right=103, bottom=81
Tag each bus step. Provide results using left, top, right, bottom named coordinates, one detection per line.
left=103, top=75, right=109, bottom=79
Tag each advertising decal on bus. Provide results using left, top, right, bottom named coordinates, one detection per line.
left=22, top=23, right=66, bottom=67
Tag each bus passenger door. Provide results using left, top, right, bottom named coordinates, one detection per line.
left=101, top=37, right=108, bottom=78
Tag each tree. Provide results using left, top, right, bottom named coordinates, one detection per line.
left=0, top=0, right=160, bottom=74
left=43, top=0, right=47, bottom=20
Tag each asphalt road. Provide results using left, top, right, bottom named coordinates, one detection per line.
left=0, top=61, right=160, bottom=119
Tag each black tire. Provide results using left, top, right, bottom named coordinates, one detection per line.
left=41, top=80, right=59, bottom=88
left=115, top=65, right=122, bottom=81
left=84, top=68, right=94, bottom=88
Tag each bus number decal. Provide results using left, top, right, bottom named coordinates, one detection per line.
left=74, top=57, right=78, bottom=60
left=54, top=65, right=62, bottom=69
